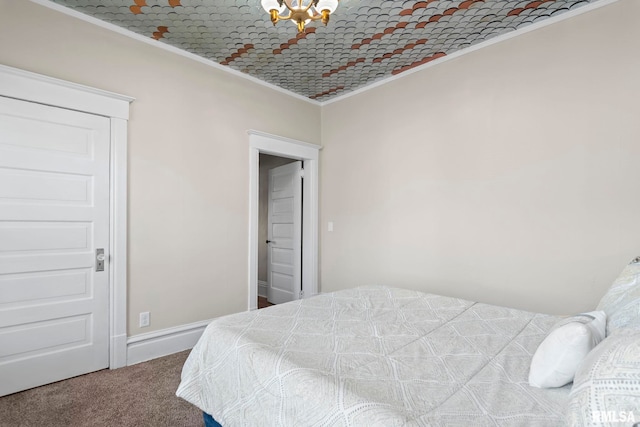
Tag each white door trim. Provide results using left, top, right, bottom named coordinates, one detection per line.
left=0, top=64, right=133, bottom=369
left=248, top=130, right=321, bottom=310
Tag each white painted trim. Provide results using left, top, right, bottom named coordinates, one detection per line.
left=321, top=0, right=623, bottom=106
left=28, top=0, right=319, bottom=106
left=249, top=150, right=260, bottom=311
left=27, top=0, right=620, bottom=107
left=0, top=64, right=131, bottom=370
left=0, top=64, right=133, bottom=118
left=109, top=118, right=128, bottom=369
left=258, top=280, right=268, bottom=298
left=248, top=131, right=321, bottom=311
left=126, top=319, right=211, bottom=366
left=248, top=129, right=323, bottom=151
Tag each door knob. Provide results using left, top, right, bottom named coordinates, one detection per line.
left=266, top=240, right=272, bottom=244
left=96, top=248, right=105, bottom=272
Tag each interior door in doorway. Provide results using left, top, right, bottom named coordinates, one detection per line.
left=0, top=96, right=111, bottom=396
left=266, top=161, right=302, bottom=304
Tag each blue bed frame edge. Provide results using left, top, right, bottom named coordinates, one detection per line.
left=203, top=412, right=223, bottom=427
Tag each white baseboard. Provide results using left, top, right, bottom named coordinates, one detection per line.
left=126, top=319, right=212, bottom=366
left=258, top=280, right=267, bottom=298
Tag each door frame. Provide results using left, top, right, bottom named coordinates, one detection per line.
left=248, top=130, right=321, bottom=310
left=0, top=64, right=133, bottom=369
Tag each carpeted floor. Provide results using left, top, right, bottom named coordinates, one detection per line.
left=0, top=350, right=202, bottom=427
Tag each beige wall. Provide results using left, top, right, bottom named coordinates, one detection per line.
left=2, top=0, right=638, bottom=337
left=258, top=154, right=297, bottom=283
left=320, top=0, right=640, bottom=315
left=0, top=0, right=320, bottom=335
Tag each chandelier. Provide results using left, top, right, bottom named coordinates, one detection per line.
left=261, top=0, right=340, bottom=33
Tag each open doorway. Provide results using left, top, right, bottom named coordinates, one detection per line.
left=258, top=154, right=298, bottom=308
left=248, top=131, right=320, bottom=311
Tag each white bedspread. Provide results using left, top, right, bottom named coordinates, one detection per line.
left=177, top=286, right=571, bottom=426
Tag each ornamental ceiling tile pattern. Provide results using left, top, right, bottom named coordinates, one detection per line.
left=50, top=0, right=598, bottom=101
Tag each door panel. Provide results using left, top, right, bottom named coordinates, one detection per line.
left=0, top=315, right=91, bottom=359
left=267, top=161, right=302, bottom=304
left=0, top=96, right=110, bottom=396
left=0, top=222, right=91, bottom=252
left=0, top=269, right=91, bottom=306
left=0, top=169, right=92, bottom=203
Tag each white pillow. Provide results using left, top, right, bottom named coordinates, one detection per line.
left=596, top=257, right=640, bottom=335
left=566, top=330, right=640, bottom=426
left=528, top=311, right=606, bottom=388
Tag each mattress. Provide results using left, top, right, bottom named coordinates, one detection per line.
left=177, top=286, right=571, bottom=426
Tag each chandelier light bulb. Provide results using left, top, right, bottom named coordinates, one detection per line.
left=316, top=0, right=338, bottom=14
left=260, top=0, right=280, bottom=13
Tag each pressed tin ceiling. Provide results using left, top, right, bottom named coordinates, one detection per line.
left=48, top=0, right=599, bottom=102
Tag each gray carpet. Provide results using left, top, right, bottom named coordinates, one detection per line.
left=0, top=350, right=202, bottom=427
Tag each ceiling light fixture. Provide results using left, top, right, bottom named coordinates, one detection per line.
left=261, top=0, right=339, bottom=33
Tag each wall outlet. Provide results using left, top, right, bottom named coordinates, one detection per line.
left=139, top=311, right=150, bottom=328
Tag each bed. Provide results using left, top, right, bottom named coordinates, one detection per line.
left=177, top=260, right=640, bottom=426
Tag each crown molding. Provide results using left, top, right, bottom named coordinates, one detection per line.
left=28, top=0, right=321, bottom=106
left=29, top=0, right=621, bottom=108
left=320, top=0, right=623, bottom=106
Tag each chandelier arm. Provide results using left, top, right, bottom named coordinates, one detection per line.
left=302, top=0, right=316, bottom=14
left=277, top=11, right=293, bottom=20
left=281, top=0, right=318, bottom=14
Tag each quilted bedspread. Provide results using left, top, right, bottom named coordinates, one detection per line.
left=177, top=286, right=571, bottom=426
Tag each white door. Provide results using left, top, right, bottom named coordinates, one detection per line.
left=267, top=161, right=302, bottom=304
left=0, top=96, right=110, bottom=396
